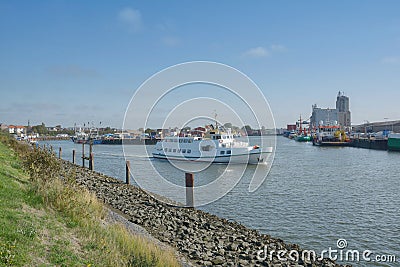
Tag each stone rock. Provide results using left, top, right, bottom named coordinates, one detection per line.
left=212, top=255, right=225, bottom=265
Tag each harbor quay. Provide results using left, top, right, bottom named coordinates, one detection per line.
left=284, top=92, right=400, bottom=152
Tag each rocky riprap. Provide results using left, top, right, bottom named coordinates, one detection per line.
left=62, top=161, right=343, bottom=267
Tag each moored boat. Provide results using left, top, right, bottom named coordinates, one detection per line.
left=313, top=124, right=351, bottom=147
left=71, top=131, right=89, bottom=144
left=295, top=135, right=312, bottom=142
left=294, top=115, right=312, bottom=142
left=388, top=133, right=400, bottom=151
left=71, top=132, right=102, bottom=144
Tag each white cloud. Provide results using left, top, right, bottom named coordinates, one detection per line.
left=242, top=47, right=269, bottom=58
left=381, top=56, right=400, bottom=64
left=162, top=36, right=181, bottom=47
left=270, top=44, right=286, bottom=52
left=118, top=7, right=142, bottom=32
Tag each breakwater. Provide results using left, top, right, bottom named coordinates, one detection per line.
left=61, top=160, right=340, bottom=267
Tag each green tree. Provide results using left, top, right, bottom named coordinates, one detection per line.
left=242, top=125, right=252, bottom=133
left=32, top=123, right=48, bottom=135
left=223, top=122, right=233, bottom=129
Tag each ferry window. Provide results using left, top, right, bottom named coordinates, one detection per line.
left=227, top=150, right=231, bottom=154
left=216, top=136, right=221, bottom=139
left=201, top=145, right=214, bottom=151
left=188, top=139, right=193, bottom=143
left=164, top=148, right=168, bottom=152
left=173, top=149, right=176, bottom=152
left=179, top=139, right=183, bottom=143
left=184, top=139, right=188, bottom=143
left=187, top=149, right=191, bottom=153
left=177, top=149, right=181, bottom=152
left=212, top=136, right=215, bottom=140
left=168, top=148, right=172, bottom=152
left=182, top=149, right=186, bottom=153
left=220, top=151, right=225, bottom=155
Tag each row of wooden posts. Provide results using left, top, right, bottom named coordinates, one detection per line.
left=39, top=142, right=195, bottom=207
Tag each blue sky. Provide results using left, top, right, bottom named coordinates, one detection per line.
left=1, top=1, right=399, bottom=128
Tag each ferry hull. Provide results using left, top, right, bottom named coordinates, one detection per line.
left=152, top=149, right=272, bottom=165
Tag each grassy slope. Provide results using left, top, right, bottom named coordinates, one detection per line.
left=0, top=139, right=180, bottom=267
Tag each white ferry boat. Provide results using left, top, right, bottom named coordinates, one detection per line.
left=152, top=130, right=272, bottom=164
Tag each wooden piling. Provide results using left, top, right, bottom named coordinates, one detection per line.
left=89, top=153, right=94, bottom=170
left=58, top=147, right=62, bottom=159
left=185, top=173, right=194, bottom=208
left=89, top=141, right=93, bottom=155
left=125, top=160, right=130, bottom=184
left=72, top=149, right=76, bottom=164
left=82, top=143, right=85, bottom=167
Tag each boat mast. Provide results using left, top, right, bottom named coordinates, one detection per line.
left=214, top=111, right=218, bottom=132
left=299, top=114, right=302, bottom=135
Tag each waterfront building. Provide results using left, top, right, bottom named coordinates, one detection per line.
left=310, top=105, right=338, bottom=127
left=286, top=124, right=296, bottom=131
left=310, top=92, right=351, bottom=130
left=336, top=91, right=351, bottom=128
left=353, top=120, right=400, bottom=133
left=7, top=125, right=26, bottom=135
left=0, top=123, right=8, bottom=131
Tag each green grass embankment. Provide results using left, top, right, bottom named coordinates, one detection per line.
left=0, top=134, right=180, bottom=267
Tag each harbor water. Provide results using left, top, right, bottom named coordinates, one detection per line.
left=40, top=137, right=400, bottom=266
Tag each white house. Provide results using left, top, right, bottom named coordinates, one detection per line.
left=8, top=125, right=25, bottom=134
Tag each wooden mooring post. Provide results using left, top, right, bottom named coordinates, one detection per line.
left=81, top=142, right=94, bottom=170
left=185, top=173, right=194, bottom=208
left=58, top=147, right=62, bottom=159
left=125, top=160, right=130, bottom=184
left=82, top=143, right=85, bottom=167
left=88, top=141, right=93, bottom=170
left=72, top=149, right=76, bottom=164
left=89, top=153, right=94, bottom=170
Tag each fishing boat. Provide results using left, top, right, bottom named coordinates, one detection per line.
left=295, top=135, right=312, bottom=142
left=71, top=131, right=102, bottom=144
left=70, top=131, right=88, bottom=144
left=388, top=133, right=400, bottom=151
left=313, top=123, right=351, bottom=146
left=294, top=115, right=312, bottom=142
left=152, top=129, right=272, bottom=164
